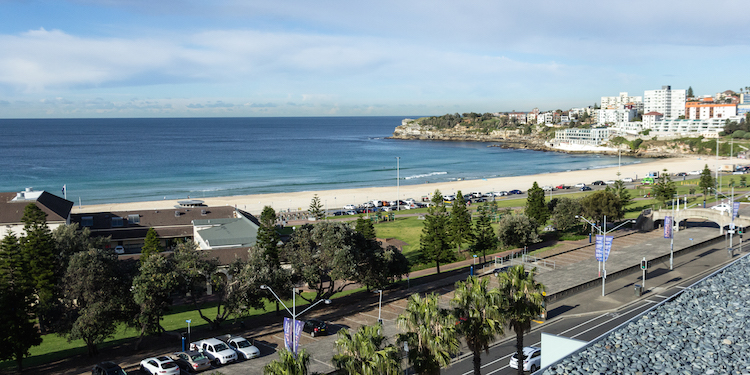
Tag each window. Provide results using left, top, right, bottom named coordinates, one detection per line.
left=111, top=217, right=123, bottom=227
left=82, top=216, right=93, bottom=227
left=128, top=214, right=140, bottom=224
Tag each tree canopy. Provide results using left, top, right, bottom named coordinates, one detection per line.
left=525, top=182, right=549, bottom=225
left=419, top=190, right=454, bottom=274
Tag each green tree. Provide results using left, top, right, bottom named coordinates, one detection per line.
left=419, top=190, right=455, bottom=274
left=470, top=206, right=497, bottom=263
left=309, top=194, right=325, bottom=221
left=354, top=217, right=376, bottom=240
left=605, top=180, right=632, bottom=215
left=257, top=206, right=281, bottom=265
left=551, top=198, right=583, bottom=233
left=264, top=349, right=312, bottom=375
left=449, top=191, right=474, bottom=252
left=397, top=293, right=460, bottom=375
left=699, top=164, right=714, bottom=206
left=652, top=172, right=677, bottom=208
left=580, top=190, right=623, bottom=223
left=525, top=182, right=549, bottom=225
left=497, top=266, right=547, bottom=375
left=52, top=223, right=110, bottom=278
left=132, top=253, right=179, bottom=350
left=496, top=214, right=540, bottom=249
left=0, top=231, right=42, bottom=371
left=284, top=222, right=407, bottom=300
left=451, top=276, right=504, bottom=375
left=60, top=249, right=131, bottom=356
left=687, top=86, right=694, bottom=98
left=20, top=203, right=57, bottom=333
left=140, top=227, right=163, bottom=261
left=332, top=324, right=401, bottom=375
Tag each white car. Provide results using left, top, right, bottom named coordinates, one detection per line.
left=605, top=180, right=616, bottom=185
left=196, top=338, right=238, bottom=365
left=574, top=183, right=586, bottom=188
left=343, top=204, right=356, bottom=210
left=622, top=177, right=634, bottom=183
left=711, top=203, right=732, bottom=214
left=688, top=170, right=702, bottom=175
left=140, top=356, right=180, bottom=375
left=509, top=346, right=541, bottom=373
left=541, top=186, right=554, bottom=191
left=222, top=335, right=261, bottom=360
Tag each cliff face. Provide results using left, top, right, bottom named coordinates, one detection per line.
left=390, top=119, right=702, bottom=158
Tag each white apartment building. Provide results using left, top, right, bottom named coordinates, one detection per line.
left=649, top=116, right=744, bottom=138
left=737, top=94, right=750, bottom=116
left=642, top=112, right=664, bottom=129
left=538, top=112, right=554, bottom=124
left=597, top=108, right=637, bottom=125
left=601, top=92, right=643, bottom=111
left=644, top=85, right=686, bottom=119
left=552, top=128, right=611, bottom=146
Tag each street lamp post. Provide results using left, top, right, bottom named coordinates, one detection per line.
left=576, top=215, right=636, bottom=296
left=186, top=319, right=191, bottom=348
left=396, top=157, right=400, bottom=212
left=374, top=289, right=383, bottom=324
left=260, top=285, right=331, bottom=356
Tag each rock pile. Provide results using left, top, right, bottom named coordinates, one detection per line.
left=543, top=255, right=750, bottom=375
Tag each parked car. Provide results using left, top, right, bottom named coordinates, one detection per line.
left=688, top=170, right=702, bottom=175
left=541, top=186, right=554, bottom=191
left=494, top=191, right=508, bottom=196
left=622, top=177, right=634, bottom=183
left=592, top=180, right=605, bottom=185
left=113, top=245, right=125, bottom=254
left=169, top=351, right=211, bottom=373
left=574, top=182, right=586, bottom=188
left=555, top=184, right=570, bottom=190
left=346, top=210, right=357, bottom=215
left=219, top=334, right=260, bottom=360
left=194, top=338, right=238, bottom=365
left=343, top=204, right=356, bottom=210
left=509, top=346, right=542, bottom=373
left=580, top=186, right=592, bottom=191
left=140, top=356, right=180, bottom=375
left=508, top=189, right=523, bottom=195
left=303, top=319, right=328, bottom=337
left=91, top=361, right=126, bottom=375
left=675, top=172, right=688, bottom=176
left=604, top=180, right=616, bottom=185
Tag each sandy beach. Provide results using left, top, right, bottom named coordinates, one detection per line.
left=73, top=156, right=727, bottom=215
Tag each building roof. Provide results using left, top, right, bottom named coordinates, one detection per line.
left=195, top=214, right=259, bottom=248
left=118, top=247, right=249, bottom=265
left=70, top=206, right=237, bottom=241
left=643, top=111, right=663, bottom=116
left=0, top=189, right=73, bottom=225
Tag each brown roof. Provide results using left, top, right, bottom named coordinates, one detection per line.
left=71, top=206, right=237, bottom=240
left=644, top=112, right=663, bottom=116
left=0, top=191, right=73, bottom=225
left=118, top=247, right=249, bottom=265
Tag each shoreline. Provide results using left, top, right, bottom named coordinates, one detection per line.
left=72, top=156, right=724, bottom=215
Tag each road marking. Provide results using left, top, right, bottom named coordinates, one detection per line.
left=569, top=303, right=652, bottom=340
left=654, top=295, right=669, bottom=298
left=532, top=320, right=544, bottom=324
left=644, top=300, right=658, bottom=304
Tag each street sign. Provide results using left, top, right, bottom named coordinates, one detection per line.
left=664, top=216, right=672, bottom=239
left=728, top=229, right=736, bottom=234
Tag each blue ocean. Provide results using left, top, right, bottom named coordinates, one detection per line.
left=0, top=117, right=639, bottom=205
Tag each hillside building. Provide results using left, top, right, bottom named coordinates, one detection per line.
left=685, top=97, right=737, bottom=119
left=600, top=92, right=643, bottom=111
left=644, top=85, right=687, bottom=119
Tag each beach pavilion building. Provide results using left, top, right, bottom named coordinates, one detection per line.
left=0, top=188, right=74, bottom=237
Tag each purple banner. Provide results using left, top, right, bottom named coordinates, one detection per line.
left=595, top=235, right=604, bottom=261
left=283, top=318, right=305, bottom=354
left=603, top=236, right=613, bottom=261
left=734, top=202, right=740, bottom=218
left=664, top=216, right=672, bottom=239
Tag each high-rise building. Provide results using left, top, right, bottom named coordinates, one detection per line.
left=644, top=85, right=686, bottom=119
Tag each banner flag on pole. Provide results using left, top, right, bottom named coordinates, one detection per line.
left=664, top=216, right=672, bottom=239
left=595, top=235, right=604, bottom=261
left=603, top=236, right=613, bottom=261
left=283, top=317, right=304, bottom=355
left=734, top=202, right=740, bottom=218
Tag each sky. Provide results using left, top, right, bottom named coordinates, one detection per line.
left=1, top=0, right=749, bottom=118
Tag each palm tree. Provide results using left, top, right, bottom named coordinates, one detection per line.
left=451, top=276, right=504, bottom=375
left=397, top=293, right=460, bottom=375
left=264, top=349, right=312, bottom=375
left=497, top=265, right=546, bottom=375
left=332, top=324, right=401, bottom=375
